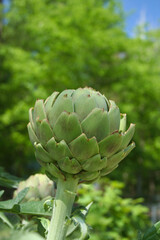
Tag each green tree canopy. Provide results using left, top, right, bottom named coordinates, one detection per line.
left=0, top=0, right=160, bottom=199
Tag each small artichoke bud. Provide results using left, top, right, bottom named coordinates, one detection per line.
left=13, top=174, right=55, bottom=202
left=28, top=87, right=135, bottom=183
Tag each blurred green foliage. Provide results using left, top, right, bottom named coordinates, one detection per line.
left=0, top=169, right=150, bottom=240
left=0, top=0, right=160, bottom=199
left=78, top=179, right=150, bottom=240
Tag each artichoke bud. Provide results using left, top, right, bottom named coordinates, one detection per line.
left=13, top=174, right=55, bottom=202
left=28, top=87, right=135, bottom=183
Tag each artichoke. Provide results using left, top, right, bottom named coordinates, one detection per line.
left=13, top=174, right=55, bottom=202
left=28, top=87, right=135, bottom=183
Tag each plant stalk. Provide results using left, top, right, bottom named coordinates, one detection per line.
left=47, top=176, right=79, bottom=240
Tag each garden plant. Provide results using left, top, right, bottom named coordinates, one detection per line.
left=0, top=87, right=160, bottom=240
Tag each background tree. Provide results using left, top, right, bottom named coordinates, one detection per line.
left=0, top=0, right=160, bottom=200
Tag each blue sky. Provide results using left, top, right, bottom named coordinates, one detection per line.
left=3, top=0, right=160, bottom=36
left=121, top=0, right=160, bottom=36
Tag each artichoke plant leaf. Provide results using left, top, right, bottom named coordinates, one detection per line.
left=0, top=190, right=4, bottom=198
left=0, top=188, right=29, bottom=212
left=19, top=199, right=52, bottom=216
left=142, top=221, right=160, bottom=240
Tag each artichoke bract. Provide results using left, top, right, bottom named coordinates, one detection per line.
left=13, top=174, right=55, bottom=202
left=28, top=87, right=135, bottom=183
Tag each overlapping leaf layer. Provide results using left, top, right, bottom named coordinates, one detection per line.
left=28, top=88, right=135, bottom=183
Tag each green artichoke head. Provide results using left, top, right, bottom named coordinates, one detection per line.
left=28, top=87, right=135, bottom=183
left=13, top=174, right=55, bottom=202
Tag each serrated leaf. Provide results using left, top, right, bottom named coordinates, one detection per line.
left=38, top=217, right=50, bottom=238
left=81, top=202, right=93, bottom=217
left=66, top=203, right=92, bottom=239
left=66, top=218, right=79, bottom=237
left=10, top=231, right=45, bottom=240
left=0, top=190, right=4, bottom=198
left=0, top=188, right=29, bottom=212
left=19, top=200, right=52, bottom=216
left=0, top=167, right=21, bottom=188
left=43, top=198, right=53, bottom=212
left=0, top=212, right=13, bottom=228
left=66, top=215, right=89, bottom=240
left=142, top=221, right=160, bottom=240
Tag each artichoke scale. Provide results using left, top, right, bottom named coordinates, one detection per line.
left=48, top=90, right=74, bottom=126
left=39, top=119, right=53, bottom=145
left=34, top=143, right=53, bottom=163
left=98, top=132, right=122, bottom=158
left=82, top=154, right=108, bottom=172
left=93, top=93, right=108, bottom=111
left=108, top=100, right=120, bottom=133
left=78, top=170, right=100, bottom=182
left=34, top=100, right=46, bottom=121
left=53, top=112, right=82, bottom=143
left=119, top=113, right=127, bottom=132
left=44, top=91, right=59, bottom=116
left=29, top=108, right=35, bottom=130
left=119, top=123, right=135, bottom=150
left=81, top=108, right=110, bottom=142
left=72, top=88, right=90, bottom=102
left=46, top=137, right=72, bottom=161
left=69, top=133, right=99, bottom=161
left=58, top=157, right=82, bottom=174
left=107, top=142, right=135, bottom=169
left=27, top=123, right=39, bottom=145
left=35, top=118, right=41, bottom=139
left=100, top=164, right=118, bottom=176
left=74, top=93, right=101, bottom=121
left=46, top=163, right=65, bottom=180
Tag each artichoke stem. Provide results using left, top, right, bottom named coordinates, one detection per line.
left=47, top=176, right=79, bottom=240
